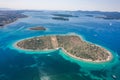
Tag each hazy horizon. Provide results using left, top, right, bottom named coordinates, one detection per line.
left=0, top=0, right=120, bottom=12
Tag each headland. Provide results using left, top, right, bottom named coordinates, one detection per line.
left=0, top=10, right=27, bottom=28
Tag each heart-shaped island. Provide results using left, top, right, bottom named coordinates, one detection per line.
left=15, top=35, right=112, bottom=62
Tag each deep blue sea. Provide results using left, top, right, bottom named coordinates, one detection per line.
left=0, top=11, right=120, bottom=80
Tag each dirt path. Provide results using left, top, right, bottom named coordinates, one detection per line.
left=51, top=36, right=58, bottom=48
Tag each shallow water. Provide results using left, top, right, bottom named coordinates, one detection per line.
left=0, top=11, right=120, bottom=80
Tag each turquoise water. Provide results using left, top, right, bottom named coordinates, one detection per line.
left=0, top=11, right=120, bottom=80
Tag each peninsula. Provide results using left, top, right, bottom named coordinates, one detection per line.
left=0, top=10, right=27, bottom=27
left=15, top=35, right=112, bottom=62
left=29, top=26, right=46, bottom=31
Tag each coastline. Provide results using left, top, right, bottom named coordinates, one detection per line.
left=14, top=41, right=113, bottom=63
left=70, top=33, right=113, bottom=62
left=13, top=34, right=113, bottom=63
left=61, top=47, right=112, bottom=63
left=13, top=40, right=59, bottom=53
left=0, top=12, right=28, bottom=28
left=0, top=16, right=28, bottom=29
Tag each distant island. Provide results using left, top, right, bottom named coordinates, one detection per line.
left=52, top=17, right=69, bottom=21
left=0, top=10, right=27, bottom=27
left=83, top=11, right=120, bottom=20
left=52, top=13, right=78, bottom=21
left=15, top=35, right=112, bottom=62
left=85, top=15, right=94, bottom=17
left=98, top=12, right=120, bottom=20
left=52, top=14, right=79, bottom=17
left=29, top=26, right=46, bottom=31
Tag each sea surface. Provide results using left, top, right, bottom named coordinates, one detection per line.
left=0, top=11, right=120, bottom=80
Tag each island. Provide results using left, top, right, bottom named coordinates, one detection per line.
left=52, top=13, right=79, bottom=21
left=97, top=12, right=120, bottom=20
left=52, top=17, right=69, bottom=21
left=15, top=35, right=112, bottom=62
left=82, top=11, right=120, bottom=20
left=52, top=14, right=79, bottom=17
left=85, top=15, right=94, bottom=17
left=0, top=10, right=27, bottom=27
left=29, top=26, right=46, bottom=31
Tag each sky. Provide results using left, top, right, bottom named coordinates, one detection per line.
left=0, top=0, right=120, bottom=11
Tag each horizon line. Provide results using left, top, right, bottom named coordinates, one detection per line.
left=0, top=7, right=120, bottom=12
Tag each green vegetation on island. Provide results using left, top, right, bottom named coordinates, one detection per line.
left=15, top=35, right=112, bottom=62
